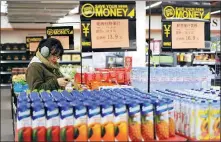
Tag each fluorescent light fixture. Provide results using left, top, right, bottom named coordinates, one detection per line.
left=68, top=6, right=79, bottom=15
left=1, top=1, right=7, bottom=13
left=146, top=1, right=162, bottom=10
left=211, top=10, right=221, bottom=15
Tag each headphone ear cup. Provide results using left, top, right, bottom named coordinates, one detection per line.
left=40, top=46, right=50, bottom=58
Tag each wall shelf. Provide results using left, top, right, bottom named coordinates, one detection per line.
left=0, top=51, right=27, bottom=54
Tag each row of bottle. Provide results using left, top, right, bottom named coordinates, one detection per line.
left=17, top=87, right=176, bottom=142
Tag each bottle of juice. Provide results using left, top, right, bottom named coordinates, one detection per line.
left=58, top=101, right=74, bottom=142
left=140, top=99, right=154, bottom=141
left=18, top=92, right=30, bottom=103
left=51, top=91, right=66, bottom=102
left=31, top=101, right=46, bottom=142
left=61, top=90, right=75, bottom=102
left=70, top=101, right=88, bottom=141
left=17, top=102, right=32, bottom=142
left=40, top=91, right=53, bottom=103
left=127, top=100, right=142, bottom=141
left=113, top=101, right=128, bottom=141
left=195, top=100, right=210, bottom=140
left=45, top=101, right=60, bottom=142
left=209, top=100, right=220, bottom=140
left=166, top=98, right=175, bottom=137
left=189, top=98, right=196, bottom=139
left=85, top=101, right=101, bottom=142
left=100, top=101, right=115, bottom=142
left=29, top=92, right=42, bottom=102
left=155, top=100, right=169, bottom=140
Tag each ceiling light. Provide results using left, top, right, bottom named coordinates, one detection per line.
left=146, top=1, right=162, bottom=10
left=68, top=6, right=79, bottom=15
left=211, top=10, right=221, bottom=15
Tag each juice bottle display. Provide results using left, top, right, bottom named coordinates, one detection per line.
left=166, top=98, right=175, bottom=137
left=128, top=100, right=142, bottom=141
left=209, top=100, right=220, bottom=140
left=44, top=101, right=60, bottom=142
left=17, top=102, right=32, bottom=142
left=100, top=101, right=115, bottom=141
left=86, top=101, right=101, bottom=142
left=140, top=100, right=154, bottom=141
left=113, top=101, right=128, bottom=141
left=70, top=101, right=88, bottom=141
left=31, top=101, right=46, bottom=142
left=155, top=100, right=169, bottom=140
left=58, top=101, right=74, bottom=142
left=195, top=100, right=210, bottom=140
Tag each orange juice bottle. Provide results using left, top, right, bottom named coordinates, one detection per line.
left=113, top=101, right=128, bottom=141
left=71, top=101, right=88, bottom=141
left=85, top=101, right=101, bottom=142
left=101, top=101, right=115, bottom=141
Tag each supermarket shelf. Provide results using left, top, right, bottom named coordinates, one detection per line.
left=59, top=61, right=81, bottom=64
left=63, top=50, right=81, bottom=54
left=0, top=50, right=26, bottom=54
left=0, top=83, right=11, bottom=87
left=0, top=60, right=30, bottom=63
left=0, top=71, right=12, bottom=74
left=193, top=61, right=216, bottom=65
left=193, top=51, right=216, bottom=54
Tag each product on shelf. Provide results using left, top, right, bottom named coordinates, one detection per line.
left=59, top=64, right=79, bottom=79
left=17, top=87, right=185, bottom=141
left=152, top=88, right=220, bottom=141
left=12, top=68, right=28, bottom=93
left=131, top=66, right=213, bottom=92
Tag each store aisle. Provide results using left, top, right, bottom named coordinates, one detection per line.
left=1, top=88, right=14, bottom=141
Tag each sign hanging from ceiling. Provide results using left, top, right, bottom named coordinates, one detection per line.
left=162, top=5, right=211, bottom=21
left=80, top=1, right=136, bottom=52
left=80, top=2, right=135, bottom=19
left=172, top=22, right=205, bottom=49
left=26, top=36, right=44, bottom=51
left=46, top=26, right=74, bottom=49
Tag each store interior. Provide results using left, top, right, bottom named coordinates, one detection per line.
left=0, top=1, right=220, bottom=141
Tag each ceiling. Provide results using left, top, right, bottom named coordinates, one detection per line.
left=7, top=1, right=79, bottom=23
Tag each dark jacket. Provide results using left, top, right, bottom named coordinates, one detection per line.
left=26, top=62, right=62, bottom=91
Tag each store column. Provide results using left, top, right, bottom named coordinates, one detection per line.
left=126, top=1, right=146, bottom=67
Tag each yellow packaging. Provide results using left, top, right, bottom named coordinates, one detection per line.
left=209, top=100, right=220, bottom=140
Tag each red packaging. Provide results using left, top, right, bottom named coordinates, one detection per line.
left=116, top=71, right=125, bottom=84
left=75, top=73, right=86, bottom=84
left=94, top=72, right=102, bottom=82
left=85, top=72, right=94, bottom=85
left=101, top=72, right=110, bottom=82
left=125, top=56, right=132, bottom=70
left=125, top=71, right=131, bottom=84
left=109, top=71, right=116, bottom=80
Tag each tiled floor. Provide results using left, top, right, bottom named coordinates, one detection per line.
left=1, top=87, right=14, bottom=141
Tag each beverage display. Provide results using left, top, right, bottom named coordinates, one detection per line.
left=16, top=87, right=220, bottom=141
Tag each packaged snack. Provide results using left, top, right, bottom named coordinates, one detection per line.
left=58, top=101, right=74, bottom=142
left=45, top=101, right=60, bottom=142
left=17, top=102, right=32, bottom=142
left=71, top=101, right=88, bottom=141
left=31, top=101, right=46, bottom=142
